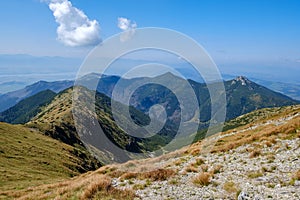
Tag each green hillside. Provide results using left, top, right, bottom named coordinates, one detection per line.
left=27, top=87, right=156, bottom=164
left=223, top=76, right=298, bottom=120
left=0, top=90, right=56, bottom=124
left=0, top=122, right=100, bottom=193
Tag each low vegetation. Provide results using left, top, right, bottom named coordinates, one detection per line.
left=247, top=171, right=264, bottom=179
left=81, top=176, right=136, bottom=200
left=210, top=107, right=300, bottom=154
left=120, top=168, right=176, bottom=181
left=223, top=181, right=239, bottom=193
left=249, top=149, right=261, bottom=158
left=193, top=172, right=211, bottom=186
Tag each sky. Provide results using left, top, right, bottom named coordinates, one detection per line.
left=0, top=0, right=299, bottom=92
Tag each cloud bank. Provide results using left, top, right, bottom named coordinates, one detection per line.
left=47, top=0, right=101, bottom=47
left=117, top=17, right=137, bottom=42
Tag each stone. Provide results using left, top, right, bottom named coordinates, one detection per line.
left=238, top=191, right=250, bottom=200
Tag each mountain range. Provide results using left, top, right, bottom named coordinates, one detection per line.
left=0, top=80, right=73, bottom=112
left=0, top=73, right=298, bottom=164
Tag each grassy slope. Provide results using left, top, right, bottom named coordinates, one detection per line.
left=0, top=122, right=87, bottom=193
left=28, top=87, right=177, bottom=163
left=194, top=105, right=300, bottom=141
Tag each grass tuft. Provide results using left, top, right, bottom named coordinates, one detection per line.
left=193, top=172, right=211, bottom=186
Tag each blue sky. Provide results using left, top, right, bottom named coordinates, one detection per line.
left=0, top=0, right=299, bottom=59
left=0, top=0, right=299, bottom=92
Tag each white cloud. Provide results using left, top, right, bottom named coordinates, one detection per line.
left=117, top=17, right=137, bottom=42
left=47, top=0, right=101, bottom=47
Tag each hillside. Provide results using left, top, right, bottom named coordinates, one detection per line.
left=0, top=90, right=56, bottom=124
left=223, top=76, right=298, bottom=119
left=26, top=87, right=158, bottom=164
left=1, top=105, right=299, bottom=199
left=0, top=122, right=100, bottom=193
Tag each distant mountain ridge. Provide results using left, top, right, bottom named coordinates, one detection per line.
left=0, top=80, right=73, bottom=112
left=1, top=73, right=299, bottom=113
left=1, top=73, right=298, bottom=122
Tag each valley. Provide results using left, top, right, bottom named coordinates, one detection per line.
left=0, top=74, right=299, bottom=199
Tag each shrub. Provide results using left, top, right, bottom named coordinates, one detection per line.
left=133, top=184, right=146, bottom=190
left=211, top=165, right=222, bottom=174
left=194, top=158, right=205, bottom=166
left=223, top=181, right=238, bottom=193
left=265, top=141, right=272, bottom=147
left=139, top=169, right=175, bottom=181
left=173, top=159, right=184, bottom=166
left=294, top=170, right=300, bottom=180
left=249, top=149, right=261, bottom=158
left=267, top=154, right=275, bottom=163
left=288, top=169, right=300, bottom=185
left=200, top=164, right=209, bottom=172
left=247, top=171, right=263, bottom=178
left=120, top=172, right=138, bottom=180
left=81, top=177, right=111, bottom=199
left=185, top=165, right=198, bottom=173
left=193, top=172, right=211, bottom=186
left=190, top=148, right=200, bottom=156
left=168, top=179, right=179, bottom=185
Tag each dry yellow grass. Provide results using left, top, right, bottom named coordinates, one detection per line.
left=120, top=172, right=138, bottom=180
left=210, top=165, right=223, bottom=174
left=1, top=172, right=136, bottom=200
left=80, top=176, right=111, bottom=199
left=185, top=165, right=198, bottom=173
left=247, top=171, right=263, bottom=179
left=294, top=170, right=300, bottom=180
left=200, top=164, right=209, bottom=172
left=139, top=168, right=176, bottom=181
left=223, top=181, right=238, bottom=193
left=210, top=114, right=300, bottom=153
left=289, top=169, right=300, bottom=186
left=193, top=158, right=205, bottom=166
left=193, top=172, right=211, bottom=186
left=249, top=149, right=261, bottom=158
left=173, top=159, right=184, bottom=166
left=115, top=168, right=176, bottom=182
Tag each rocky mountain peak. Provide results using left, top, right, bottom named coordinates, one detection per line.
left=231, top=76, right=252, bottom=86
left=235, top=76, right=251, bottom=85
